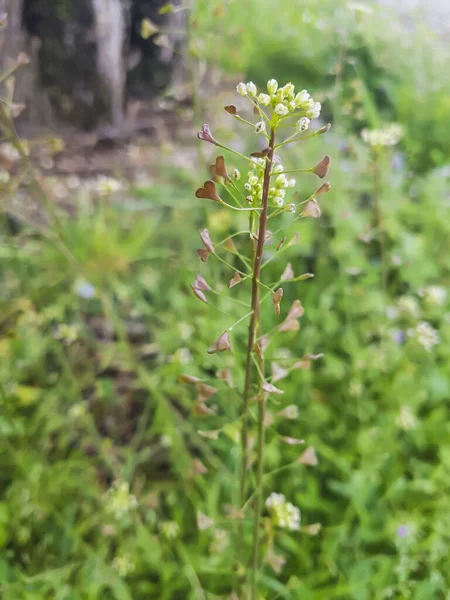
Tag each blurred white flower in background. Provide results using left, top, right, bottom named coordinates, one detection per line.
left=112, top=553, right=135, bottom=577
left=408, top=321, right=440, bottom=352
left=362, top=124, right=404, bottom=147
left=395, top=405, right=417, bottom=431
left=418, top=286, right=447, bottom=307
left=105, top=481, right=138, bottom=520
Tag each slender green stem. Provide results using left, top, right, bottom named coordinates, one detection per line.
left=238, top=128, right=275, bottom=599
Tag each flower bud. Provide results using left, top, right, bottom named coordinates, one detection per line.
left=255, top=121, right=266, bottom=134
left=296, top=117, right=310, bottom=133
left=246, top=82, right=257, bottom=97
left=275, top=174, right=288, bottom=188
left=200, top=228, right=215, bottom=253
left=232, top=168, right=241, bottom=180
left=197, top=124, right=218, bottom=145
left=282, top=82, right=295, bottom=98
left=236, top=82, right=247, bottom=96
left=258, top=93, right=270, bottom=106
left=267, top=79, right=278, bottom=95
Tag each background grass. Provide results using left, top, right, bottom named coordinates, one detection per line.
left=1, top=0, right=450, bottom=598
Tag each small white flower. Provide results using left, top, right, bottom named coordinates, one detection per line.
left=246, top=81, right=257, bottom=97
left=275, top=197, right=285, bottom=207
left=397, top=296, right=420, bottom=318
left=255, top=121, right=266, bottom=134
left=275, top=174, right=288, bottom=188
left=288, top=178, right=296, bottom=187
left=112, top=553, right=135, bottom=577
left=419, top=286, right=447, bottom=307
left=161, top=520, right=180, bottom=540
left=105, top=481, right=138, bottom=520
left=236, top=82, right=247, bottom=96
left=296, top=117, right=310, bottom=132
left=232, top=168, right=241, bottom=180
left=415, top=322, right=440, bottom=352
left=275, top=103, right=289, bottom=116
left=271, top=164, right=284, bottom=174
left=244, top=183, right=251, bottom=191
left=248, top=175, right=259, bottom=186
left=246, top=195, right=253, bottom=203
left=396, top=405, right=417, bottom=431
left=267, top=79, right=278, bottom=95
left=306, top=101, right=321, bottom=119
left=266, top=492, right=301, bottom=531
left=274, top=189, right=286, bottom=199
left=288, top=101, right=296, bottom=111
left=294, top=90, right=310, bottom=107
left=288, top=203, right=296, bottom=213
left=361, top=124, right=404, bottom=147
left=258, top=93, right=271, bottom=106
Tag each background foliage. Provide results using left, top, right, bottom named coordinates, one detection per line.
left=1, top=0, right=450, bottom=598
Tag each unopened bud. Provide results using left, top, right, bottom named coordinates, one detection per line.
left=267, top=79, right=278, bottom=96
left=197, top=124, right=218, bottom=145
left=315, top=123, right=331, bottom=135
left=246, top=82, right=257, bottom=97
left=199, top=229, right=215, bottom=253
left=236, top=82, right=247, bottom=96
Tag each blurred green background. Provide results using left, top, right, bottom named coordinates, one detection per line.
left=1, top=0, right=450, bottom=598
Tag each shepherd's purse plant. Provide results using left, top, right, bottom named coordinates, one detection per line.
left=181, top=78, right=331, bottom=598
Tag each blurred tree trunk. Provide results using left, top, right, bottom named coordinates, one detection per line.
left=0, top=0, right=188, bottom=132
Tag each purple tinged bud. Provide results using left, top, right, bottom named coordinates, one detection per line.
left=197, top=124, right=218, bottom=145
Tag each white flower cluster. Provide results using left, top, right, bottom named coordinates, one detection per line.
left=361, top=124, right=404, bottom=147
left=105, top=481, right=138, bottom=520
left=408, top=321, right=440, bottom=352
left=112, top=553, right=135, bottom=577
left=244, top=158, right=295, bottom=208
left=265, top=492, right=301, bottom=531
left=160, top=520, right=180, bottom=540
left=395, top=405, right=417, bottom=431
left=418, top=286, right=447, bottom=307
left=236, top=80, right=321, bottom=122
left=396, top=295, right=421, bottom=318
